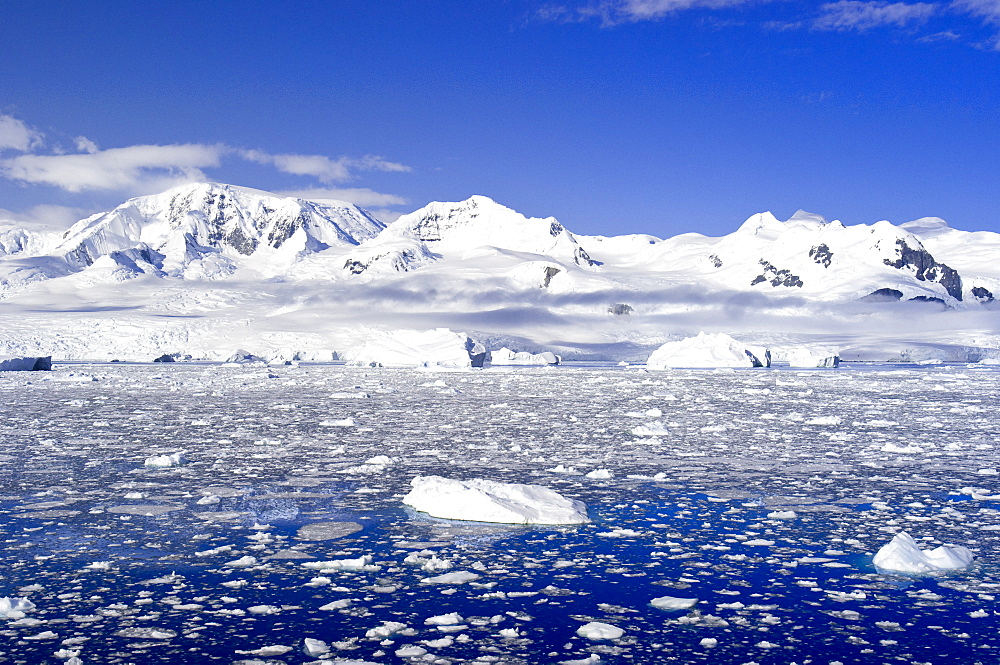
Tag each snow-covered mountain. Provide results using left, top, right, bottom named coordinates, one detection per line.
left=579, top=209, right=989, bottom=306
left=340, top=195, right=597, bottom=282
left=46, top=182, right=383, bottom=281
left=0, top=183, right=998, bottom=362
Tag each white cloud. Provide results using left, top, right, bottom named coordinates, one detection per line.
left=241, top=150, right=410, bottom=184
left=278, top=187, right=409, bottom=208
left=953, top=0, right=1000, bottom=22
left=74, top=136, right=99, bottom=154
left=0, top=114, right=44, bottom=153
left=0, top=143, right=224, bottom=192
left=540, top=0, right=761, bottom=25
left=813, top=1, right=938, bottom=31
left=0, top=204, right=93, bottom=233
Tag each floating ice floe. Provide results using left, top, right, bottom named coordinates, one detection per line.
left=646, top=332, right=769, bottom=369
left=488, top=347, right=560, bottom=366
left=0, top=356, right=51, bottom=371
left=340, top=328, right=486, bottom=368
left=143, top=451, right=185, bottom=468
left=576, top=622, right=624, bottom=640
left=873, top=531, right=974, bottom=573
left=0, top=597, right=35, bottom=618
left=402, top=475, right=590, bottom=524
left=650, top=596, right=699, bottom=610
left=302, top=555, right=379, bottom=571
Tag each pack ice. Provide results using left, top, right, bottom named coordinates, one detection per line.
left=402, top=475, right=591, bottom=524
left=340, top=328, right=486, bottom=368
left=873, top=531, right=975, bottom=573
left=646, top=332, right=769, bottom=369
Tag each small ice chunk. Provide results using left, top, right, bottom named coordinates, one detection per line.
left=873, top=531, right=974, bottom=573
left=420, top=571, right=481, bottom=585
left=585, top=468, right=613, bottom=479
left=234, top=645, right=292, bottom=656
left=651, top=596, right=698, bottom=610
left=144, top=452, right=186, bottom=468
left=402, top=475, right=590, bottom=525
left=303, top=637, right=329, bottom=657
left=767, top=511, right=797, bottom=520
left=576, top=622, right=624, bottom=640
left=560, top=656, right=602, bottom=665
left=302, top=555, right=377, bottom=571
left=296, top=521, right=363, bottom=541
left=0, top=597, right=35, bottom=618
left=319, top=599, right=352, bottom=610
left=366, top=621, right=408, bottom=639
left=224, top=556, right=258, bottom=568
left=425, top=612, right=464, bottom=625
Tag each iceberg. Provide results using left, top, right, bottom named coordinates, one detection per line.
left=0, top=356, right=51, bottom=371
left=873, top=531, right=974, bottom=573
left=341, top=328, right=486, bottom=368
left=646, top=332, right=769, bottom=369
left=402, top=475, right=590, bottom=524
left=786, top=347, right=841, bottom=368
left=488, top=347, right=560, bottom=366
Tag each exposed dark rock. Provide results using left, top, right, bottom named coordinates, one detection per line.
left=972, top=286, right=994, bottom=303
left=550, top=222, right=564, bottom=237
left=751, top=259, right=803, bottom=288
left=574, top=246, right=598, bottom=267
left=608, top=303, right=633, bottom=316
left=413, top=213, right=443, bottom=241
left=860, top=288, right=904, bottom=302
left=224, top=226, right=259, bottom=256
left=153, top=354, right=176, bottom=363
left=344, top=259, right=367, bottom=274
left=883, top=238, right=962, bottom=300
left=809, top=243, right=833, bottom=268
left=542, top=266, right=560, bottom=288
left=709, top=254, right=722, bottom=268
left=908, top=295, right=946, bottom=305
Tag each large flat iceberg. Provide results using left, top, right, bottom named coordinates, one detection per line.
left=646, top=332, right=768, bottom=369
left=873, top=531, right=974, bottom=573
left=402, top=475, right=590, bottom=524
left=341, top=328, right=485, bottom=368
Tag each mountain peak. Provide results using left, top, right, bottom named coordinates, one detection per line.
left=53, top=182, right=385, bottom=275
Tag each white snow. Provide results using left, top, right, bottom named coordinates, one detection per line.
left=646, top=332, right=769, bottom=369
left=401, top=475, right=590, bottom=524
left=872, top=531, right=975, bottom=573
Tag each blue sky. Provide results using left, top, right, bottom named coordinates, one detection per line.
left=1, top=0, right=998, bottom=237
